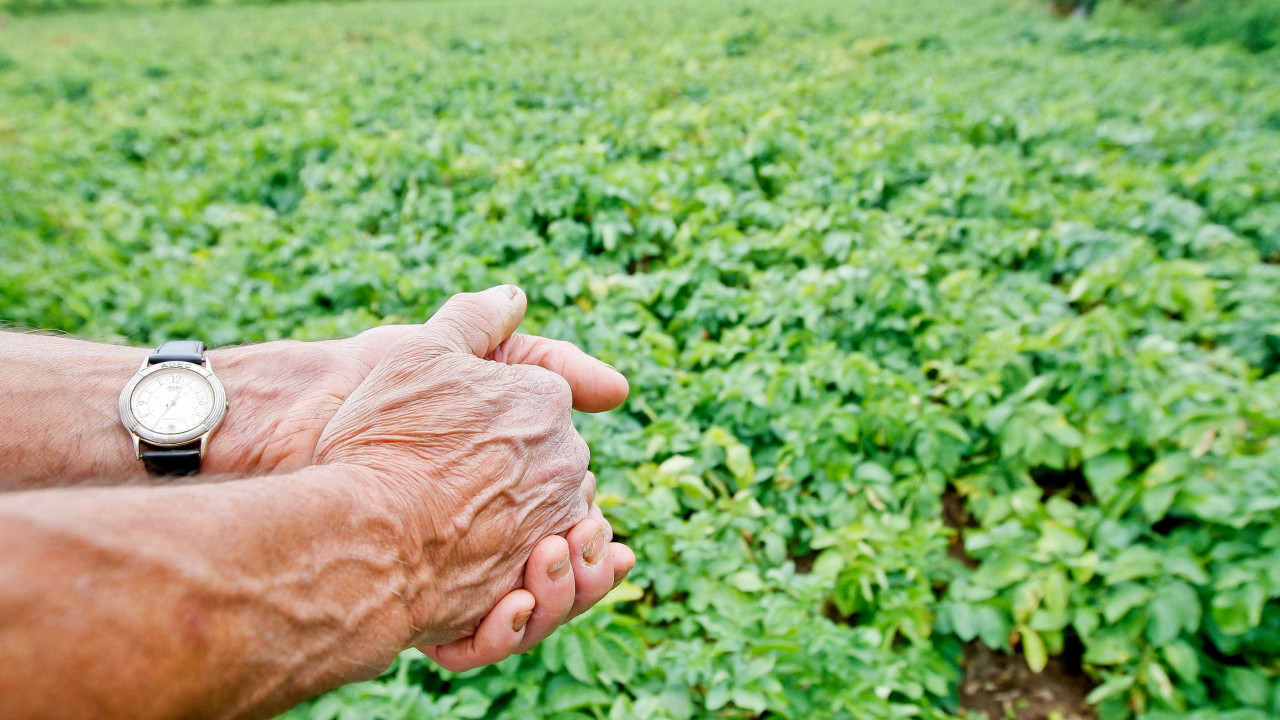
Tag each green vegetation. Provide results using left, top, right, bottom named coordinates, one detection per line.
left=2, top=0, right=1279, bottom=718
left=1100, top=0, right=1280, bottom=53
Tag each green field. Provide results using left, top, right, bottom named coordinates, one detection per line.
left=3, top=0, right=1280, bottom=718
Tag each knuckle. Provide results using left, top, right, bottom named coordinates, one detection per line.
left=444, top=293, right=490, bottom=325
left=550, top=374, right=573, bottom=407
left=542, top=428, right=590, bottom=483
left=394, top=329, right=440, bottom=358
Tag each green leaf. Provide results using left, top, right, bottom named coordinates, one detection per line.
left=854, top=461, right=894, bottom=486
left=1145, top=581, right=1200, bottom=646
left=726, top=443, right=756, bottom=484
left=1105, top=546, right=1164, bottom=585
left=731, top=687, right=769, bottom=713
left=1020, top=626, right=1048, bottom=673
left=1043, top=569, right=1070, bottom=619
left=562, top=633, right=594, bottom=685
left=1104, top=583, right=1154, bottom=624
left=1084, top=630, right=1135, bottom=666
left=545, top=678, right=613, bottom=714
left=1037, top=522, right=1088, bottom=559
left=1162, top=641, right=1200, bottom=683
left=1144, top=659, right=1174, bottom=702
left=1223, top=667, right=1270, bottom=707
left=1073, top=608, right=1101, bottom=641
left=1084, top=453, right=1132, bottom=504
left=1212, top=585, right=1266, bottom=636
left=973, top=556, right=1031, bottom=591
left=1085, top=675, right=1135, bottom=705
left=706, top=683, right=730, bottom=711
left=728, top=569, right=766, bottom=593
left=1141, top=483, right=1178, bottom=522
left=948, top=602, right=978, bottom=641
left=974, top=605, right=1013, bottom=649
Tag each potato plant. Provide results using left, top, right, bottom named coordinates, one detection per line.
left=2, top=0, right=1278, bottom=718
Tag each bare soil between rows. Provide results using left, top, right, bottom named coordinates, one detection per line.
left=959, top=641, right=1096, bottom=720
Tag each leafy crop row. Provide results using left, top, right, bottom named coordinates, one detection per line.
left=1097, top=0, right=1280, bottom=54
left=2, top=0, right=1279, bottom=718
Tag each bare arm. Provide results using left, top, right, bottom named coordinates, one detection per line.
left=0, top=317, right=627, bottom=491
left=0, top=332, right=349, bottom=490
left=0, top=465, right=418, bottom=720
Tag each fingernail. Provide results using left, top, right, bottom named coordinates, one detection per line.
left=504, top=285, right=519, bottom=298
left=548, top=551, right=571, bottom=582
left=582, top=526, right=605, bottom=566
left=612, top=566, right=629, bottom=588
left=511, top=609, right=532, bottom=632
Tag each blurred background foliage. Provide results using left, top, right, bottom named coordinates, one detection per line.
left=4, top=0, right=1278, bottom=55
left=2, top=0, right=1279, bottom=719
left=1101, top=0, right=1278, bottom=53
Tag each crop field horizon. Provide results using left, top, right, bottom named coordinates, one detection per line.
left=2, top=0, right=1279, bottom=718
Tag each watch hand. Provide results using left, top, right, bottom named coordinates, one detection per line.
left=154, top=393, right=181, bottom=423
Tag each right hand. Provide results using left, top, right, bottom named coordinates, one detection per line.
left=314, top=285, right=631, bottom=650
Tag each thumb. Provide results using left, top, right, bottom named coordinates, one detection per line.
left=417, top=285, right=528, bottom=358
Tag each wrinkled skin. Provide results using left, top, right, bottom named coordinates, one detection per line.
left=314, top=285, right=624, bottom=648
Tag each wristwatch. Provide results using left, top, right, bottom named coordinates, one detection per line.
left=118, top=341, right=229, bottom=476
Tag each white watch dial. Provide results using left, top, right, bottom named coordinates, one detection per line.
left=130, top=369, right=216, bottom=435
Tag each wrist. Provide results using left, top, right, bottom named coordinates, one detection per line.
left=0, top=333, right=341, bottom=488
left=312, top=459, right=443, bottom=640
left=202, top=341, right=322, bottom=476
left=295, top=462, right=436, bottom=651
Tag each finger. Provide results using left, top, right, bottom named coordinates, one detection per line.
left=418, top=589, right=535, bottom=672
left=513, top=535, right=576, bottom=654
left=609, top=542, right=636, bottom=588
left=488, top=334, right=628, bottom=412
left=418, top=285, right=528, bottom=358
left=566, top=518, right=614, bottom=619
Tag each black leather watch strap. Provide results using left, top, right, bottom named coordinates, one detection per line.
left=140, top=443, right=203, bottom=476
left=148, top=340, right=206, bottom=365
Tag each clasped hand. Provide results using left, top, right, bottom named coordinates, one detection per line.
left=312, top=285, right=634, bottom=670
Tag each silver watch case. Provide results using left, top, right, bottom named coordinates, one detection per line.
left=118, top=358, right=229, bottom=459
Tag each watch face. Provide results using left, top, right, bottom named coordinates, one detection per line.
left=129, top=368, right=217, bottom=435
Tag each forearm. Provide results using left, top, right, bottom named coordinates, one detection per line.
left=0, top=333, right=326, bottom=490
left=0, top=464, right=422, bottom=720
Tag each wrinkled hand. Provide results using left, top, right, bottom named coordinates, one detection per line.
left=212, top=304, right=623, bottom=474
left=314, top=286, right=633, bottom=666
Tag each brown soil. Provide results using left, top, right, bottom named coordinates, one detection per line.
left=959, top=642, right=1096, bottom=720
left=791, top=551, right=816, bottom=575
